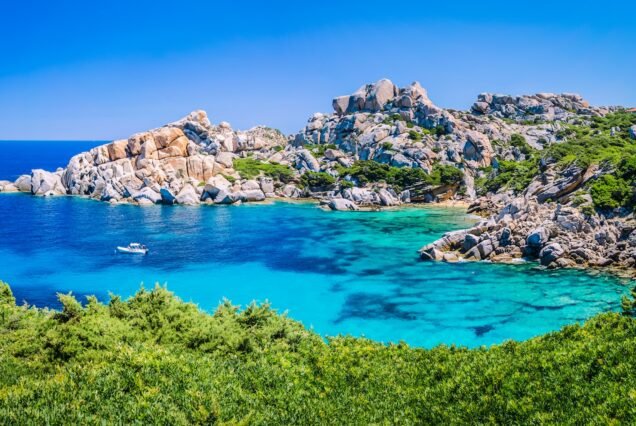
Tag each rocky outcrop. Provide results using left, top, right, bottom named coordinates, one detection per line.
left=0, top=181, right=18, bottom=193
left=3, top=78, right=622, bottom=224
left=6, top=111, right=296, bottom=205
left=471, top=92, right=611, bottom=121
left=30, top=169, right=66, bottom=196
left=420, top=192, right=636, bottom=274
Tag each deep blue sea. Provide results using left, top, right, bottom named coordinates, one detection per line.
left=0, top=140, right=104, bottom=181
left=0, top=141, right=629, bottom=347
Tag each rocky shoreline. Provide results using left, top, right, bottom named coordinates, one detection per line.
left=1, top=78, right=635, bottom=275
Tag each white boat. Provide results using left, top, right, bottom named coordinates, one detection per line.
left=116, top=243, right=148, bottom=255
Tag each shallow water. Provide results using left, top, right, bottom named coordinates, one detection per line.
left=0, top=193, right=628, bottom=347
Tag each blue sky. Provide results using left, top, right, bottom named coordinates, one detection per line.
left=1, top=0, right=634, bottom=140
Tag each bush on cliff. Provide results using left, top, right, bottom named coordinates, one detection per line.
left=589, top=174, right=631, bottom=210
left=0, top=280, right=636, bottom=424
left=545, top=111, right=636, bottom=169
left=509, top=133, right=535, bottom=156
left=299, top=171, right=336, bottom=189
left=479, top=112, right=636, bottom=200
left=342, top=161, right=461, bottom=190
left=479, top=159, right=540, bottom=194
left=233, top=158, right=294, bottom=183
left=431, top=164, right=464, bottom=186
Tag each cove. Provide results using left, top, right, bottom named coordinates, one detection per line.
left=0, top=193, right=628, bottom=348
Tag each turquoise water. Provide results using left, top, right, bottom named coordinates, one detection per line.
left=0, top=192, right=628, bottom=347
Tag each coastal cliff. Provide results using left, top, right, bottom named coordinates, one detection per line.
left=2, top=78, right=636, bottom=273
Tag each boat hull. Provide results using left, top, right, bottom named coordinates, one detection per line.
left=116, top=247, right=148, bottom=255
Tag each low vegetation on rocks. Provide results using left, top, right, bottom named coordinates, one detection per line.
left=232, top=157, right=295, bottom=183
left=1, top=280, right=636, bottom=424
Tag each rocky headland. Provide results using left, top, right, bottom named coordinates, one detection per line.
left=2, top=78, right=636, bottom=274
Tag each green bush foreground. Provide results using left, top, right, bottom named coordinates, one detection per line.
left=1, top=281, right=636, bottom=425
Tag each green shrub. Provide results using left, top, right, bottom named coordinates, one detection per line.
left=590, top=174, right=631, bottom=210
left=434, top=125, right=447, bottom=137
left=408, top=130, right=422, bottom=141
left=300, top=171, right=335, bottom=189
left=390, top=167, right=432, bottom=189
left=339, top=180, right=354, bottom=189
left=381, top=142, right=393, bottom=150
left=0, top=282, right=636, bottom=424
left=481, top=159, right=540, bottom=194
left=543, top=112, right=636, bottom=169
left=580, top=204, right=596, bottom=216
left=0, top=281, right=15, bottom=306
left=339, top=161, right=462, bottom=190
left=432, top=164, right=463, bottom=185
left=233, top=158, right=294, bottom=183
left=344, top=160, right=392, bottom=185
left=510, top=133, right=535, bottom=155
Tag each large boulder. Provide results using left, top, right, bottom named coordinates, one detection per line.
left=241, top=180, right=261, bottom=191
left=282, top=184, right=301, bottom=198
left=107, top=139, right=129, bottom=161
left=539, top=243, right=566, bottom=266
left=133, top=187, right=162, bottom=204
left=238, top=189, right=266, bottom=202
left=30, top=169, right=65, bottom=196
left=215, top=152, right=235, bottom=168
left=160, top=187, right=177, bottom=205
left=0, top=181, right=17, bottom=192
left=14, top=175, right=32, bottom=192
left=297, top=149, right=320, bottom=172
left=202, top=175, right=231, bottom=200
left=332, top=79, right=398, bottom=115
left=378, top=188, right=400, bottom=206
left=213, top=189, right=239, bottom=205
left=327, top=198, right=359, bottom=211
left=535, top=165, right=583, bottom=203
left=527, top=227, right=549, bottom=248
left=175, top=185, right=200, bottom=205
left=186, top=155, right=216, bottom=181
left=630, top=125, right=636, bottom=140
left=260, top=177, right=275, bottom=195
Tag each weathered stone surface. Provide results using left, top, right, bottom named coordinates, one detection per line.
left=282, top=184, right=301, bottom=198
left=160, top=187, right=176, bottom=205
left=238, top=189, right=266, bottom=202
left=327, top=198, right=359, bottom=211
left=539, top=243, right=565, bottom=266
left=203, top=175, right=231, bottom=200
left=14, top=175, right=32, bottom=192
left=107, top=139, right=129, bottom=161
left=378, top=188, right=400, bottom=206
left=215, top=152, right=235, bottom=168
left=175, top=185, right=199, bottom=205
left=260, top=177, right=275, bottom=194
left=213, top=189, right=239, bottom=205
left=297, top=150, right=320, bottom=172
left=462, top=234, right=480, bottom=252
left=31, top=169, right=65, bottom=196
left=0, top=181, right=17, bottom=192
left=527, top=227, right=549, bottom=248
left=133, top=187, right=161, bottom=204
left=241, top=180, right=261, bottom=191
